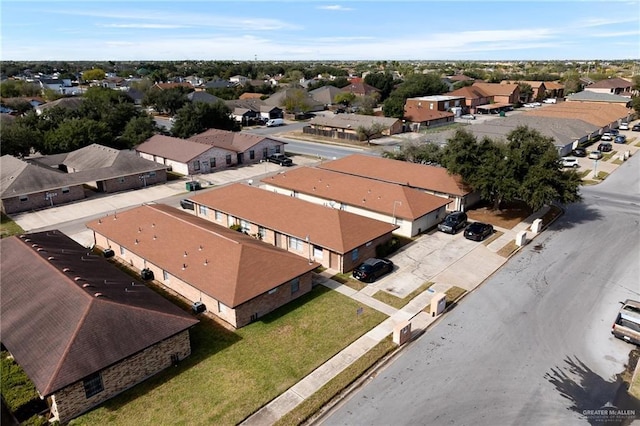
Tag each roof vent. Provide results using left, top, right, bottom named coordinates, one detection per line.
left=198, top=245, right=203, bottom=251
left=37, top=248, right=46, bottom=252
left=184, top=251, right=188, bottom=257
left=98, top=219, right=102, bottom=224
left=82, top=283, right=92, bottom=288
left=32, top=244, right=39, bottom=248
left=135, top=239, right=139, bottom=244
left=153, top=234, right=157, bottom=240
left=24, top=238, right=31, bottom=242
left=94, top=292, right=105, bottom=298
left=48, top=256, right=55, bottom=261
left=182, top=263, right=187, bottom=270
left=63, top=267, right=71, bottom=272
left=204, top=259, right=208, bottom=266
left=74, top=276, right=82, bottom=281
left=138, top=227, right=142, bottom=233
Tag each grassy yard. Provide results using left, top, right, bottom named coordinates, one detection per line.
left=330, top=272, right=367, bottom=291
left=372, top=282, right=434, bottom=309
left=70, top=285, right=387, bottom=426
left=0, top=212, right=24, bottom=239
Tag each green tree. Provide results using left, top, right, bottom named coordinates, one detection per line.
left=356, top=122, right=386, bottom=145
left=383, top=73, right=448, bottom=118
left=333, top=92, right=356, bottom=107
left=631, top=96, right=640, bottom=115
left=281, top=88, right=311, bottom=113
left=81, top=68, right=106, bottom=82
left=383, top=141, right=442, bottom=164
left=119, top=115, right=157, bottom=148
left=0, top=121, right=42, bottom=157
left=364, top=72, right=395, bottom=100
left=43, top=118, right=111, bottom=154
left=171, top=101, right=237, bottom=138
left=518, top=82, right=534, bottom=103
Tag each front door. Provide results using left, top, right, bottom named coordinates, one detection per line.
left=237, top=153, right=244, bottom=164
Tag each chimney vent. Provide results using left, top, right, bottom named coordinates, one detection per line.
left=182, top=263, right=187, bottom=270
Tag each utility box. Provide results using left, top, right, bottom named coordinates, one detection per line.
left=393, top=321, right=412, bottom=346
left=192, top=301, right=206, bottom=314
left=431, top=292, right=447, bottom=317
left=531, top=218, right=543, bottom=234
left=103, top=248, right=115, bottom=258
left=516, top=230, right=527, bottom=246
left=141, top=268, right=154, bottom=281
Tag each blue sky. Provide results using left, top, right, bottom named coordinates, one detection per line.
left=1, top=1, right=639, bottom=61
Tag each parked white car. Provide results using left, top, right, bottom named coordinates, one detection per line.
left=619, top=123, right=629, bottom=131
left=561, top=157, right=580, bottom=168
left=589, top=150, right=603, bottom=160
left=543, top=98, right=557, bottom=104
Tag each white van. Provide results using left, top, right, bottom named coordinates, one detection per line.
left=266, top=118, right=284, bottom=127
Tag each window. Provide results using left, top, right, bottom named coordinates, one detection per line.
left=199, top=205, right=208, bottom=216
left=218, top=301, right=227, bottom=314
left=83, top=372, right=104, bottom=398
left=163, top=270, right=169, bottom=281
left=263, top=147, right=268, bottom=158
left=249, top=150, right=255, bottom=160
left=210, top=157, right=216, bottom=168
left=313, top=245, right=323, bottom=260
left=240, top=219, right=250, bottom=233
left=19, top=195, right=28, bottom=202
left=226, top=154, right=232, bottom=165
left=61, top=187, right=70, bottom=194
left=193, top=161, right=200, bottom=171
left=268, top=288, right=278, bottom=295
left=258, top=226, right=266, bottom=239
left=120, top=246, right=125, bottom=255
left=275, top=145, right=281, bottom=153
left=118, top=177, right=125, bottom=183
left=352, top=248, right=359, bottom=261
left=215, top=211, right=223, bottom=222
left=149, top=171, right=156, bottom=177
left=291, top=277, right=300, bottom=294
left=289, top=237, right=303, bottom=251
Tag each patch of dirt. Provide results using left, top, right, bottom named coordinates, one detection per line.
left=466, top=200, right=533, bottom=230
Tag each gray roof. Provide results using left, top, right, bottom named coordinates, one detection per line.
left=309, top=114, right=401, bottom=130
left=264, top=89, right=325, bottom=111
left=1, top=155, right=82, bottom=198
left=565, top=91, right=632, bottom=104
left=187, top=91, right=223, bottom=104
left=309, top=85, right=343, bottom=105
left=36, top=97, right=84, bottom=112
left=426, top=115, right=598, bottom=148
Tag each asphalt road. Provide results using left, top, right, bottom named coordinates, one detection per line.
left=320, top=151, right=640, bottom=425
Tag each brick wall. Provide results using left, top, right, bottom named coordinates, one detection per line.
left=50, top=330, right=191, bottom=424
left=99, top=169, right=167, bottom=193
left=1, top=185, right=85, bottom=214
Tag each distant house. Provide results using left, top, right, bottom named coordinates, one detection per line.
left=2, top=145, right=165, bottom=214
left=188, top=183, right=399, bottom=272
left=86, top=204, right=319, bottom=328
left=341, top=81, right=379, bottom=97
left=542, top=81, right=565, bottom=99
left=151, top=82, right=194, bottom=91
left=446, top=86, right=492, bottom=113
left=304, top=114, right=403, bottom=142
left=583, top=77, right=633, bottom=97
left=229, top=75, right=249, bottom=86
left=1, top=231, right=198, bottom=424
left=187, top=91, right=223, bottom=105
left=239, top=92, right=264, bottom=100
left=309, top=85, right=344, bottom=107
left=565, top=91, right=633, bottom=106
left=203, top=79, right=235, bottom=89
left=225, top=99, right=284, bottom=121
left=136, top=130, right=285, bottom=175
left=261, top=167, right=450, bottom=237
left=35, top=97, right=85, bottom=115
left=403, top=95, right=462, bottom=128
left=501, top=80, right=547, bottom=102
left=264, top=89, right=325, bottom=113
left=460, top=82, right=520, bottom=114
left=318, top=154, right=478, bottom=212
left=37, top=78, right=74, bottom=94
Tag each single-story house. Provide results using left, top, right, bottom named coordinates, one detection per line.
left=309, top=85, right=344, bottom=106
left=1, top=231, right=198, bottom=424
left=86, top=204, right=319, bottom=328
left=2, top=145, right=166, bottom=214
left=136, top=134, right=236, bottom=176
left=35, top=97, right=85, bottom=115
left=318, top=154, right=478, bottom=212
left=187, top=183, right=399, bottom=272
left=263, top=89, right=325, bottom=113
left=565, top=91, right=633, bottom=107
left=304, top=114, right=403, bottom=142
left=341, top=81, right=380, bottom=97
left=583, top=77, right=633, bottom=97
left=187, top=91, right=223, bottom=105
left=261, top=167, right=450, bottom=237
left=188, top=129, right=286, bottom=165
left=226, top=98, right=284, bottom=121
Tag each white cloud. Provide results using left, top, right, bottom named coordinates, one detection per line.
left=317, top=5, right=354, bottom=11
left=100, top=24, right=191, bottom=29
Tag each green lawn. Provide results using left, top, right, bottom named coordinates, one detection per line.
left=70, top=285, right=387, bottom=426
left=0, top=212, right=24, bottom=239
left=372, top=282, right=435, bottom=309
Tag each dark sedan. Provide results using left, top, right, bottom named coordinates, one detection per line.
left=464, top=222, right=494, bottom=241
left=352, top=258, right=394, bottom=283
left=598, top=142, right=613, bottom=152
left=572, top=147, right=587, bottom=157
left=632, top=124, right=640, bottom=132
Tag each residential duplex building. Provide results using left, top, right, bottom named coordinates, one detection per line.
left=304, top=114, right=403, bottom=142
left=583, top=77, right=633, bottom=97
left=86, top=204, right=318, bottom=328
left=188, top=129, right=286, bottom=165
left=261, top=167, right=450, bottom=237
left=403, top=95, right=462, bottom=128
left=317, top=154, right=478, bottom=212
left=1, top=231, right=198, bottom=424
left=450, top=82, right=520, bottom=114
left=187, top=183, right=399, bottom=273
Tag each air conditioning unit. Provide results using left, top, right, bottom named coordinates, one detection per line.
left=103, top=248, right=115, bottom=258
left=141, top=268, right=154, bottom=281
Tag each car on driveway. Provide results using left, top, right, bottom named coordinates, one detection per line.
left=598, top=142, right=612, bottom=152
left=464, top=222, right=494, bottom=241
left=601, top=133, right=613, bottom=141
left=561, top=157, right=580, bottom=168
left=352, top=258, right=394, bottom=283
left=614, top=135, right=627, bottom=144
left=267, top=153, right=293, bottom=166
left=619, top=123, right=629, bottom=131
left=438, top=211, right=468, bottom=234
left=461, top=114, right=476, bottom=120
left=572, top=147, right=587, bottom=157
left=589, top=150, right=603, bottom=160
left=611, top=299, right=640, bottom=345
left=632, top=124, right=640, bottom=132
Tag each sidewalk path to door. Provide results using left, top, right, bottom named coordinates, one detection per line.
left=241, top=207, right=553, bottom=425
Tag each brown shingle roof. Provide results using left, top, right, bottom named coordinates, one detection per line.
left=86, top=204, right=317, bottom=308
left=261, top=167, right=449, bottom=220
left=189, top=129, right=281, bottom=153
left=472, top=82, right=518, bottom=97
left=522, top=102, right=630, bottom=127
left=318, top=154, right=471, bottom=197
left=587, top=77, right=632, bottom=89
left=404, top=105, right=454, bottom=123
left=0, top=231, right=198, bottom=396
left=136, top=134, right=214, bottom=162
left=341, top=81, right=379, bottom=96
left=447, top=85, right=489, bottom=99
left=189, top=183, right=398, bottom=253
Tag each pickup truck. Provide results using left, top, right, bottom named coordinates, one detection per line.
left=612, top=299, right=640, bottom=345
left=267, top=153, right=293, bottom=166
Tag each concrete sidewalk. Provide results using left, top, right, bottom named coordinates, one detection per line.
left=242, top=208, right=553, bottom=425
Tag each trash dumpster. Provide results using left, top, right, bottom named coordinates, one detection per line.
left=186, top=181, right=201, bottom=191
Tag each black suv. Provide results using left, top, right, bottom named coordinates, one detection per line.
left=180, top=199, right=195, bottom=210
left=352, top=258, right=394, bottom=283
left=438, top=211, right=468, bottom=234
left=597, top=142, right=613, bottom=153
left=267, top=153, right=293, bottom=166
